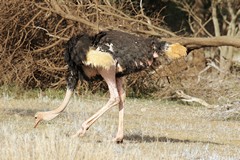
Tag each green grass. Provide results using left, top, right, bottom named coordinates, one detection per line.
left=0, top=91, right=240, bottom=160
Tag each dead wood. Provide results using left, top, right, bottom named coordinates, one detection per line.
left=174, top=90, right=214, bottom=108
left=173, top=88, right=240, bottom=121
left=162, top=36, right=240, bottom=52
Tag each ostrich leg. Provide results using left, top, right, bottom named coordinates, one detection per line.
left=72, top=66, right=120, bottom=138
left=113, top=77, right=125, bottom=143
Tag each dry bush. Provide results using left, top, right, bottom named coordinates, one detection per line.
left=0, top=0, right=68, bottom=88
left=2, top=0, right=239, bottom=102
left=0, top=0, right=181, bottom=92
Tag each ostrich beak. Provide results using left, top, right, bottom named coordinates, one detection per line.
left=34, top=116, right=42, bottom=128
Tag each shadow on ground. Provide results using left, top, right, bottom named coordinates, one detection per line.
left=124, top=134, right=223, bottom=145
left=2, top=108, right=38, bottom=116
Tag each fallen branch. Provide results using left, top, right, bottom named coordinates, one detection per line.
left=174, top=90, right=215, bottom=108
left=197, top=59, right=224, bottom=83
left=162, top=36, right=240, bottom=51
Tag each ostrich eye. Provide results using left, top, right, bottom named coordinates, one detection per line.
left=34, top=116, right=37, bottom=119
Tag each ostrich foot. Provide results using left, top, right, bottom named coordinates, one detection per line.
left=112, top=136, right=123, bottom=143
left=71, top=127, right=86, bottom=138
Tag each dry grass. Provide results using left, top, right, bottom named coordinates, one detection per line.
left=0, top=93, right=240, bottom=160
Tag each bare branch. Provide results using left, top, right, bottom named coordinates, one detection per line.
left=212, top=1, right=221, bottom=36
left=35, top=0, right=99, bottom=30
left=174, top=90, right=214, bottom=108
left=236, top=9, right=240, bottom=17
left=227, top=1, right=236, bottom=20
left=162, top=36, right=240, bottom=51
left=94, top=0, right=99, bottom=32
left=173, top=0, right=213, bottom=37
left=139, top=0, right=153, bottom=30
left=34, top=26, right=69, bottom=40
left=32, top=39, right=62, bottom=53
left=98, top=4, right=176, bottom=36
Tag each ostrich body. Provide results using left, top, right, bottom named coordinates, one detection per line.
left=34, top=30, right=186, bottom=142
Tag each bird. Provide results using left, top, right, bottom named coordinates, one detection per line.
left=34, top=30, right=187, bottom=143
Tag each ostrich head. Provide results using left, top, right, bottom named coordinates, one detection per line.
left=34, top=112, right=59, bottom=128
left=162, top=43, right=187, bottom=60
left=152, top=40, right=187, bottom=60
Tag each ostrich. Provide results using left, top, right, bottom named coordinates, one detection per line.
left=34, top=30, right=187, bottom=143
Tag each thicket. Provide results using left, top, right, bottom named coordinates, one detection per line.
left=1, top=0, right=239, bottom=102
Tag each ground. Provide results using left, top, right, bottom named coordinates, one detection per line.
left=0, top=91, right=240, bottom=160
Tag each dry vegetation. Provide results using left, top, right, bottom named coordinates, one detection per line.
left=1, top=0, right=240, bottom=159
left=0, top=92, right=240, bottom=159
left=0, top=0, right=171, bottom=89
left=1, top=0, right=240, bottom=101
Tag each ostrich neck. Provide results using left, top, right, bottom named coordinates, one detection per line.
left=50, top=89, right=73, bottom=114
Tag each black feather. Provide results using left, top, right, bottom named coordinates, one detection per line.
left=93, top=30, right=169, bottom=76
left=64, top=30, right=170, bottom=89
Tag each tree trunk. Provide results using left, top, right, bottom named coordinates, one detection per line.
left=211, top=1, right=239, bottom=76
left=219, top=46, right=233, bottom=75
left=162, top=36, right=240, bottom=51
